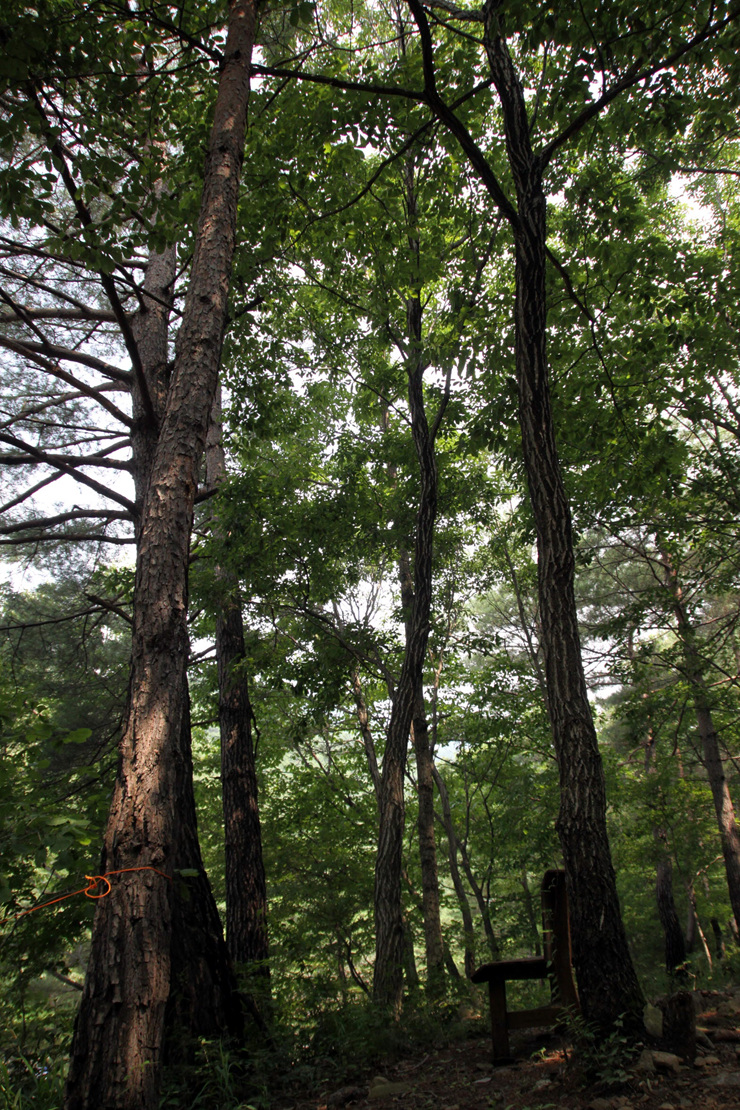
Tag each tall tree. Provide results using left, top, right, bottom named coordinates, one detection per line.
left=387, top=0, right=740, bottom=1030
left=63, top=0, right=263, bottom=1103
left=205, top=386, right=270, bottom=985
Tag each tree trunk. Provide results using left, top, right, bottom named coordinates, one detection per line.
left=521, top=869, right=543, bottom=958
left=662, top=555, right=740, bottom=933
left=373, top=158, right=441, bottom=1007
left=351, top=666, right=382, bottom=805
left=432, top=764, right=478, bottom=976
left=482, top=12, right=644, bottom=1033
left=656, top=854, right=687, bottom=977
left=685, top=881, right=713, bottom=970
left=205, top=388, right=269, bottom=983
left=406, top=0, right=643, bottom=1031
left=412, top=697, right=445, bottom=997
left=64, top=3, right=260, bottom=1105
left=401, top=911, right=421, bottom=991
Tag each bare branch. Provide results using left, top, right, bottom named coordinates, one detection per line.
left=0, top=510, right=132, bottom=534
left=0, top=338, right=132, bottom=426
left=0, top=430, right=136, bottom=512
left=0, top=307, right=117, bottom=323
left=0, top=334, right=132, bottom=385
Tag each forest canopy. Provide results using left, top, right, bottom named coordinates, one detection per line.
left=2, top=0, right=740, bottom=1106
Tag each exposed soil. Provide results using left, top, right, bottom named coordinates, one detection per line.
left=284, top=991, right=740, bottom=1110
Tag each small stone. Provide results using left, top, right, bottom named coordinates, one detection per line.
left=657, top=1103, right=675, bottom=1110
left=651, top=1051, right=682, bottom=1073
left=707, top=1071, right=740, bottom=1087
left=694, top=1054, right=720, bottom=1067
left=368, top=1082, right=410, bottom=1100
left=586, top=1099, right=612, bottom=1110
left=327, top=1087, right=366, bottom=1107
left=634, top=1049, right=656, bottom=1074
left=644, top=1002, right=664, bottom=1038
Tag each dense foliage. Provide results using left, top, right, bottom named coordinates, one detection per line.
left=2, top=0, right=740, bottom=1104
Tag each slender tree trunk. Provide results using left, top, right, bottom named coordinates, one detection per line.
left=205, top=387, right=269, bottom=981
left=662, top=556, right=740, bottom=932
left=412, top=695, right=445, bottom=996
left=398, top=533, right=445, bottom=994
left=432, top=764, right=478, bottom=976
left=481, top=10, right=643, bottom=1033
left=373, top=158, right=442, bottom=1008
left=685, top=882, right=713, bottom=969
left=655, top=851, right=687, bottom=977
left=521, top=869, right=543, bottom=958
left=434, top=766, right=501, bottom=959
left=401, top=910, right=421, bottom=991
left=351, top=666, right=382, bottom=805
left=65, top=4, right=260, bottom=1105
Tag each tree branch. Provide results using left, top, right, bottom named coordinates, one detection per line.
left=0, top=430, right=136, bottom=512
left=0, top=338, right=132, bottom=426
left=0, top=509, right=132, bottom=534
left=540, top=6, right=740, bottom=169
left=29, top=88, right=156, bottom=426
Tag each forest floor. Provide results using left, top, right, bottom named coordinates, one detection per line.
left=282, top=990, right=740, bottom=1110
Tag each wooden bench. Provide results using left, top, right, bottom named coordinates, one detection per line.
left=471, top=869, right=579, bottom=1064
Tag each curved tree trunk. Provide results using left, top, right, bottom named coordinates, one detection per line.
left=661, top=552, right=740, bottom=932
left=64, top=3, right=260, bottom=1105
left=373, top=158, right=443, bottom=1009
left=412, top=695, right=445, bottom=997
left=432, top=765, right=477, bottom=977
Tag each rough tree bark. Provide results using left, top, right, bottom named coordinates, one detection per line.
left=484, top=26, right=643, bottom=1028
left=404, top=0, right=644, bottom=1031
left=412, top=698, right=445, bottom=998
left=432, top=764, right=478, bottom=977
left=64, top=2, right=261, bottom=1106
left=373, top=298, right=440, bottom=1010
left=373, top=150, right=446, bottom=1006
left=205, top=387, right=269, bottom=983
left=656, top=853, right=687, bottom=976
left=662, top=555, right=740, bottom=934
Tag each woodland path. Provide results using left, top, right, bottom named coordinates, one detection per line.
left=284, top=990, right=740, bottom=1110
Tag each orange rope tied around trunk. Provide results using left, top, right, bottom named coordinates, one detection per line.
left=0, top=866, right=172, bottom=927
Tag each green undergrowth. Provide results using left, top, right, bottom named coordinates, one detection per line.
left=0, top=1057, right=67, bottom=1110
left=159, top=989, right=485, bottom=1110
left=563, top=1012, right=637, bottom=1091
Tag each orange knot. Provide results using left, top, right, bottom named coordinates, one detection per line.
left=84, top=875, right=112, bottom=899
left=1, top=866, right=172, bottom=927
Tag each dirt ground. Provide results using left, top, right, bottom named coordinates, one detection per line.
left=289, top=991, right=740, bottom=1110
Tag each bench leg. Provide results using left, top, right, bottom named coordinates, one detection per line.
left=487, top=972, right=512, bottom=1065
